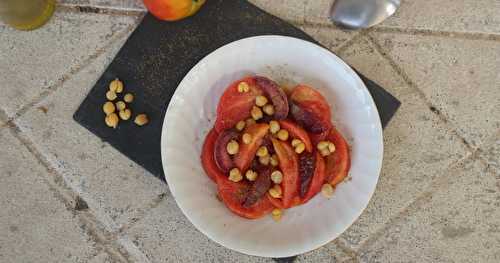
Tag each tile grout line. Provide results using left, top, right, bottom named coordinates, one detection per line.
left=117, top=191, right=170, bottom=234
left=470, top=130, right=500, bottom=170
left=301, top=0, right=307, bottom=24
left=5, top=19, right=139, bottom=125
left=371, top=26, right=500, bottom=42
left=292, top=21, right=500, bottom=42
left=290, top=18, right=365, bottom=55
left=334, top=30, right=368, bottom=54
left=0, top=109, right=8, bottom=129
left=364, top=33, right=475, bottom=152
left=77, top=158, right=169, bottom=236
left=5, top=120, right=134, bottom=263
left=57, top=4, right=146, bottom=17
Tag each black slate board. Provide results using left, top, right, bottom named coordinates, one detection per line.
left=74, top=0, right=400, bottom=181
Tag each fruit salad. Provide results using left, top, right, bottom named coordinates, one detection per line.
left=201, top=76, right=351, bottom=220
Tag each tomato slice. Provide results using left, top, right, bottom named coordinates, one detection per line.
left=290, top=85, right=330, bottom=111
left=216, top=176, right=275, bottom=219
left=268, top=194, right=301, bottom=209
left=201, top=128, right=223, bottom=182
left=202, top=128, right=274, bottom=219
left=269, top=151, right=325, bottom=207
left=233, top=123, right=270, bottom=172
left=279, top=120, right=313, bottom=152
left=290, top=85, right=332, bottom=133
left=214, top=77, right=263, bottom=132
left=301, top=151, right=326, bottom=203
left=309, top=129, right=330, bottom=146
left=324, top=127, right=351, bottom=186
left=270, top=138, right=299, bottom=208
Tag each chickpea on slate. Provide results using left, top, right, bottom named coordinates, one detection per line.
left=102, top=78, right=149, bottom=128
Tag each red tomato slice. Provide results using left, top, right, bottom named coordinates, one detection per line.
left=290, top=85, right=330, bottom=110
left=301, top=151, right=326, bottom=203
left=216, top=177, right=275, bottom=219
left=201, top=128, right=223, bottom=182
left=234, top=123, right=270, bottom=172
left=290, top=85, right=332, bottom=133
left=214, top=77, right=263, bottom=132
left=309, top=129, right=330, bottom=146
left=324, top=127, right=351, bottom=186
left=279, top=120, right=313, bottom=152
left=270, top=138, right=299, bottom=208
left=269, top=151, right=325, bottom=207
left=268, top=195, right=301, bottom=209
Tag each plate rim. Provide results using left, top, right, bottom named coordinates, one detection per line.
left=161, top=35, right=384, bottom=258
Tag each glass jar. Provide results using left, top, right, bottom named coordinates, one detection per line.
left=0, top=0, right=55, bottom=30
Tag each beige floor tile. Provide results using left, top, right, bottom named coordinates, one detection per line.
left=359, top=159, right=500, bottom=263
left=296, top=241, right=352, bottom=262
left=298, top=24, right=358, bottom=52
left=333, top=38, right=470, bottom=248
left=0, top=128, right=99, bottom=262
left=378, top=0, right=500, bottom=35
left=370, top=32, right=500, bottom=148
left=123, top=196, right=274, bottom=262
left=88, top=251, right=114, bottom=263
left=251, top=0, right=337, bottom=26
left=304, top=0, right=332, bottom=25
left=337, top=37, right=407, bottom=94
left=0, top=109, right=7, bottom=127
left=249, top=0, right=307, bottom=22
left=0, top=10, right=136, bottom=118
left=480, top=131, right=500, bottom=170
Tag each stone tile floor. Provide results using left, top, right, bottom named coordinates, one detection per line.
left=1, top=1, right=499, bottom=262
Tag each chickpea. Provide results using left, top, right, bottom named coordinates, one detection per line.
left=115, top=101, right=126, bottom=111
left=270, top=170, right=283, bottom=184
left=106, top=90, right=117, bottom=101
left=103, top=101, right=115, bottom=115
left=229, top=168, right=243, bottom=182
left=245, top=170, right=258, bottom=181
left=321, top=183, right=334, bottom=198
left=226, top=140, right=239, bottom=155
left=109, top=78, right=123, bottom=93
left=262, top=104, right=274, bottom=115
left=237, top=82, right=250, bottom=93
left=119, top=109, right=131, bottom=120
left=105, top=113, right=119, bottom=128
left=269, top=121, right=280, bottom=134
left=255, top=95, right=268, bottom=107
left=235, top=121, right=246, bottom=131
left=124, top=93, right=134, bottom=103
left=277, top=129, right=289, bottom=141
left=134, top=114, right=149, bottom=126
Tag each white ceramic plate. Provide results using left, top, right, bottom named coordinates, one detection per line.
left=161, top=36, right=383, bottom=258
